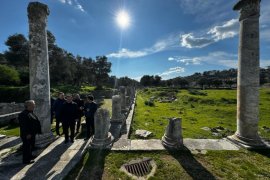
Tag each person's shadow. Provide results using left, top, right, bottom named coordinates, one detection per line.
left=167, top=147, right=216, bottom=180
left=20, top=139, right=88, bottom=180
left=66, top=149, right=110, bottom=180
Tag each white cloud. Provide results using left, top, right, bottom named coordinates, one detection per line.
left=168, top=56, right=201, bottom=65
left=107, top=48, right=148, bottom=58
left=57, top=0, right=85, bottom=12
left=208, top=19, right=238, bottom=40
left=180, top=19, right=239, bottom=48
left=107, top=34, right=179, bottom=59
left=170, top=51, right=238, bottom=68
left=181, top=33, right=214, bottom=48
left=261, top=60, right=270, bottom=68
left=159, top=66, right=185, bottom=79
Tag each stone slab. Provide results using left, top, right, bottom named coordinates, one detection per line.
left=184, top=138, right=239, bottom=150
left=111, top=138, right=239, bottom=151
left=0, top=137, right=91, bottom=180
left=0, top=137, right=21, bottom=151
left=111, top=139, right=131, bottom=151
left=0, top=134, right=6, bottom=140
left=130, top=139, right=164, bottom=151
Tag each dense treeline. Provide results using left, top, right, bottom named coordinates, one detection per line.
left=140, top=68, right=270, bottom=88
left=0, top=31, right=113, bottom=89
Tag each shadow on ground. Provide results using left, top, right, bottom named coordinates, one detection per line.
left=65, top=149, right=110, bottom=180
left=167, top=147, right=216, bottom=180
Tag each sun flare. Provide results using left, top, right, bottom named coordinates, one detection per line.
left=116, top=10, right=130, bottom=29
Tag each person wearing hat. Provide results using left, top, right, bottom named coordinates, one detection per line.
left=60, top=93, right=78, bottom=143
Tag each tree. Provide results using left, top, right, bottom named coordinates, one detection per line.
left=198, top=78, right=208, bottom=89
left=224, top=79, right=235, bottom=88
left=212, top=79, right=223, bottom=88
left=153, top=75, right=162, bottom=86
left=4, top=34, right=29, bottom=67
left=0, top=53, right=7, bottom=64
left=140, top=75, right=153, bottom=86
left=94, top=56, right=111, bottom=89
left=0, top=64, right=20, bottom=85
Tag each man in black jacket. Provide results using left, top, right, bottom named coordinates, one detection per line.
left=60, top=94, right=78, bottom=143
left=73, top=94, right=84, bottom=134
left=52, top=92, right=65, bottom=135
left=84, top=95, right=97, bottom=140
left=18, top=100, right=41, bottom=164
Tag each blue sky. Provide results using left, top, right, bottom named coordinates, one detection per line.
left=0, top=0, right=270, bottom=80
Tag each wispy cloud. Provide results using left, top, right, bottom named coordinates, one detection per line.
left=181, top=19, right=239, bottom=48
left=107, top=48, right=148, bottom=58
left=107, top=34, right=179, bottom=59
left=261, top=60, right=270, bottom=68
left=168, top=56, right=201, bottom=65
left=57, top=0, right=85, bottom=12
left=169, top=51, right=238, bottom=68
left=159, top=66, right=185, bottom=79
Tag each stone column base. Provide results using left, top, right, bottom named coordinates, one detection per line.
left=35, top=132, right=55, bottom=148
left=161, top=135, right=183, bottom=149
left=90, top=132, right=114, bottom=149
left=227, top=134, right=269, bottom=149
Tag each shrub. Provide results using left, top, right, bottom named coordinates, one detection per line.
left=144, top=100, right=155, bottom=107
left=0, top=86, right=29, bottom=102
left=0, top=64, right=20, bottom=85
left=188, top=89, right=207, bottom=96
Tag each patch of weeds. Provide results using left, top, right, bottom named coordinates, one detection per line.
left=220, top=98, right=237, bottom=104
left=188, top=89, right=207, bottom=96
left=188, top=96, right=200, bottom=102
left=199, top=99, right=216, bottom=105
left=144, top=100, right=155, bottom=106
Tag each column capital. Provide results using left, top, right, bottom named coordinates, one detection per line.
left=28, top=2, right=50, bottom=20
left=233, top=0, right=260, bottom=21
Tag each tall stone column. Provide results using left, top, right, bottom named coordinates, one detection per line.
left=228, top=0, right=265, bottom=148
left=111, top=95, right=125, bottom=123
left=28, top=2, right=54, bottom=147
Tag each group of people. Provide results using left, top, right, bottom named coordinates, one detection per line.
left=52, top=92, right=98, bottom=143
left=18, top=92, right=98, bottom=164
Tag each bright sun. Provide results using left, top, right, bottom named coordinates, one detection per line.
left=116, top=10, right=130, bottom=29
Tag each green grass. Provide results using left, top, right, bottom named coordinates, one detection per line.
left=66, top=149, right=270, bottom=180
left=131, top=88, right=270, bottom=139
left=0, top=123, right=20, bottom=136
left=100, top=99, right=112, bottom=116
left=51, top=85, right=96, bottom=96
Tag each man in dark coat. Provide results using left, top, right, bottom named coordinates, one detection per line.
left=50, top=96, right=55, bottom=124
left=52, top=92, right=65, bottom=135
left=18, top=100, right=41, bottom=164
left=60, top=93, right=78, bottom=143
left=73, top=94, right=84, bottom=134
left=84, top=95, right=98, bottom=140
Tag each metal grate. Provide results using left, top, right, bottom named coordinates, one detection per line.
left=122, top=158, right=153, bottom=177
